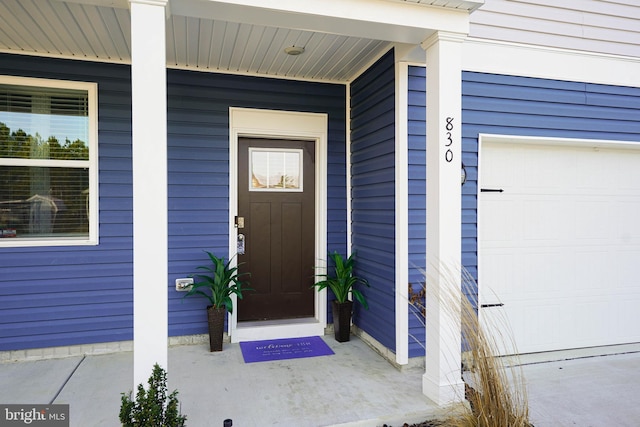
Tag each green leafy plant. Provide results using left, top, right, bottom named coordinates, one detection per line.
left=119, top=363, right=187, bottom=427
left=184, top=251, right=251, bottom=313
left=313, top=251, right=370, bottom=308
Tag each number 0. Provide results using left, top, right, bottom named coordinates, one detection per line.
left=445, top=149, right=453, bottom=162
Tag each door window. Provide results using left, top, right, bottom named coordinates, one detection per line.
left=249, top=148, right=303, bottom=191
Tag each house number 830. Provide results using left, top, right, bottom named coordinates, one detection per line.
left=445, top=117, right=454, bottom=163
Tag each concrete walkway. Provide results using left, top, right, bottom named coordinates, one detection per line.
left=0, top=337, right=639, bottom=426
left=515, top=345, right=640, bottom=427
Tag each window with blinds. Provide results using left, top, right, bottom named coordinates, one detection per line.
left=0, top=77, right=97, bottom=246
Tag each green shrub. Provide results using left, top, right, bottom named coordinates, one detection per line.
left=120, top=363, right=187, bottom=427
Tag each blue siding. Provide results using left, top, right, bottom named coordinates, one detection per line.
left=462, top=71, right=640, bottom=288
left=463, top=72, right=640, bottom=141
left=462, top=70, right=640, bottom=293
left=349, top=49, right=396, bottom=351
left=166, top=69, right=347, bottom=336
left=407, top=66, right=427, bottom=357
left=407, top=67, right=640, bottom=357
left=0, top=54, right=134, bottom=350
left=0, top=53, right=347, bottom=351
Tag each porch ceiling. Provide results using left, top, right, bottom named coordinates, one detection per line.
left=0, top=0, right=483, bottom=83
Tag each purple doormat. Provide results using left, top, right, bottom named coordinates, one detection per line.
left=239, top=336, right=334, bottom=363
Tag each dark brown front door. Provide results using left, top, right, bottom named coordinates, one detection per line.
left=237, top=138, right=315, bottom=321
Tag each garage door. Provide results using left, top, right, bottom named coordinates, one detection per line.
left=479, top=138, right=640, bottom=355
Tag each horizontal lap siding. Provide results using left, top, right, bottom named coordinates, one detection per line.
left=0, top=54, right=133, bottom=350
left=470, top=0, right=640, bottom=59
left=407, top=66, right=427, bottom=357
left=167, top=69, right=347, bottom=336
left=463, top=72, right=640, bottom=141
left=407, top=68, right=640, bottom=358
left=350, top=50, right=396, bottom=351
left=405, top=67, right=479, bottom=357
left=463, top=71, right=640, bottom=272
left=463, top=71, right=640, bottom=338
left=0, top=53, right=346, bottom=350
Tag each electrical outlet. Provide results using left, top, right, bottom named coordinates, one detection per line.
left=175, top=278, right=193, bottom=292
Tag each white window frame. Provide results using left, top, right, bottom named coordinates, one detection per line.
left=0, top=75, right=98, bottom=247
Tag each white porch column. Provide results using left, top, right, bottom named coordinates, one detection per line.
left=421, top=31, right=466, bottom=406
left=130, top=0, right=168, bottom=386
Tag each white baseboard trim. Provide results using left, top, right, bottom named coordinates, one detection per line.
left=352, top=325, right=424, bottom=371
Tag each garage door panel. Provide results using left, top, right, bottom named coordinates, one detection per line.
left=617, top=251, right=640, bottom=288
left=574, top=250, right=614, bottom=291
left=482, top=199, right=520, bottom=245
left=522, top=147, right=567, bottom=189
left=518, top=303, right=561, bottom=352
left=619, top=202, right=640, bottom=241
left=480, top=250, right=517, bottom=300
left=574, top=199, right=616, bottom=240
left=522, top=251, right=565, bottom=297
left=523, top=199, right=564, bottom=241
left=618, top=296, right=640, bottom=341
left=576, top=152, right=615, bottom=189
left=604, top=148, right=640, bottom=191
left=480, top=140, right=640, bottom=355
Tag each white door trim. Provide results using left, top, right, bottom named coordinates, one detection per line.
left=229, top=107, right=328, bottom=342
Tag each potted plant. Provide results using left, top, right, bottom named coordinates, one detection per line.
left=184, top=251, right=250, bottom=351
left=314, top=251, right=369, bottom=342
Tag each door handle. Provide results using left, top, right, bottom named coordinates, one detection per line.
left=237, top=233, right=245, bottom=255
left=480, top=303, right=504, bottom=308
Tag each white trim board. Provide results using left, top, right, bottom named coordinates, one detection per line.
left=394, top=61, right=410, bottom=366
left=479, top=133, right=640, bottom=151
left=463, top=38, right=640, bottom=89
left=0, top=75, right=99, bottom=248
left=228, top=107, right=328, bottom=342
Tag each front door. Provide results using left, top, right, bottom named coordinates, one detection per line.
left=237, top=137, right=315, bottom=321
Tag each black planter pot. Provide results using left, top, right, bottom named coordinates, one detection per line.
left=332, top=300, right=353, bottom=342
left=207, top=306, right=226, bottom=352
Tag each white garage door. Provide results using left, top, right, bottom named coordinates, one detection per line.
left=479, top=138, right=640, bottom=355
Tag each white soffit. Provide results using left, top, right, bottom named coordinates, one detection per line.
left=0, top=0, right=477, bottom=83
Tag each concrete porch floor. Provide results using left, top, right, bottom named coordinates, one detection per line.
left=0, top=336, right=444, bottom=427
left=1, top=337, right=640, bottom=426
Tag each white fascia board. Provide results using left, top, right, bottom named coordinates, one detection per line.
left=463, top=37, right=640, bottom=89
left=170, top=0, right=470, bottom=44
